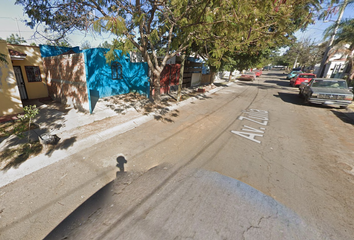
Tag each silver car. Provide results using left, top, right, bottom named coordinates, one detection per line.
left=299, top=78, right=353, bottom=108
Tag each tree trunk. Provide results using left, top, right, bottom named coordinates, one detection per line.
left=153, top=72, right=162, bottom=103
left=177, top=53, right=186, bottom=103
left=228, top=69, right=234, bottom=82
left=210, top=66, right=217, bottom=84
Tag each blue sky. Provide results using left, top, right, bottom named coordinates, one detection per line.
left=1, top=1, right=354, bottom=48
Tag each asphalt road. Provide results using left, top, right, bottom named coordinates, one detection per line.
left=45, top=71, right=354, bottom=240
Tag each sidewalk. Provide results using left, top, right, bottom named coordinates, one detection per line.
left=0, top=81, right=231, bottom=187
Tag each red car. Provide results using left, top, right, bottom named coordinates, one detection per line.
left=238, top=72, right=256, bottom=81
left=253, top=69, right=262, bottom=77
left=290, top=73, right=316, bottom=87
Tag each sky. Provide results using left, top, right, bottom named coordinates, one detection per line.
left=0, top=1, right=354, bottom=49
left=0, top=0, right=115, bottom=47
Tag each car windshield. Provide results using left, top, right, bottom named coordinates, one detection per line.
left=311, top=80, right=348, bottom=89
left=300, top=75, right=315, bottom=78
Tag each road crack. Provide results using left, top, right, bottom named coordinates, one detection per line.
left=242, top=216, right=271, bottom=240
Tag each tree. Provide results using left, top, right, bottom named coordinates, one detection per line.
left=190, top=0, right=321, bottom=80
left=219, top=48, right=273, bottom=81
left=316, top=0, right=354, bottom=77
left=324, top=18, right=354, bottom=81
left=16, top=0, right=321, bottom=102
left=81, top=40, right=92, bottom=49
left=97, top=41, right=113, bottom=49
left=45, top=37, right=72, bottom=47
left=281, top=39, right=325, bottom=70
left=6, top=33, right=27, bottom=45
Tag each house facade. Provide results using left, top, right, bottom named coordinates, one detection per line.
left=0, top=40, right=49, bottom=118
left=41, top=46, right=150, bottom=113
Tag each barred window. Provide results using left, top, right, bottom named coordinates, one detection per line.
left=112, top=62, right=122, bottom=80
left=25, top=66, right=41, bottom=82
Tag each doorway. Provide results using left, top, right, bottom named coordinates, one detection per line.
left=13, top=66, right=28, bottom=100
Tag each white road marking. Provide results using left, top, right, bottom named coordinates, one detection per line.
left=232, top=109, right=269, bottom=144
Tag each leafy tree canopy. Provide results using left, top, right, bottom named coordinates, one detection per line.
left=15, top=0, right=322, bottom=100
left=278, top=38, right=325, bottom=69
left=45, top=37, right=72, bottom=47
left=6, top=33, right=27, bottom=45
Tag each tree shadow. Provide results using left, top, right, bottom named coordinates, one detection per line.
left=1, top=141, right=43, bottom=171
left=213, top=82, right=230, bottom=87
left=22, top=98, right=72, bottom=136
left=45, top=136, right=77, bottom=157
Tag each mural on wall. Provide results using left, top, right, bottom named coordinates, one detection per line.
left=85, top=48, right=149, bottom=96
left=84, top=48, right=149, bottom=113
left=40, top=45, right=81, bottom=58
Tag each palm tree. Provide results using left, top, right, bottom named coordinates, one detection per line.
left=324, top=18, right=354, bottom=82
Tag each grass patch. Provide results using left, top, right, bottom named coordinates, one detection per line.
left=0, top=141, right=43, bottom=170
left=0, top=119, right=38, bottom=138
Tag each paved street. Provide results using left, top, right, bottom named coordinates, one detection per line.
left=45, top=71, right=354, bottom=240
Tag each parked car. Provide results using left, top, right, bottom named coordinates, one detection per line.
left=263, top=66, right=271, bottom=71
left=292, top=67, right=302, bottom=71
left=299, top=78, right=353, bottom=108
left=237, top=72, right=256, bottom=81
left=253, top=69, right=262, bottom=77
left=286, top=70, right=302, bottom=80
left=290, top=73, right=316, bottom=87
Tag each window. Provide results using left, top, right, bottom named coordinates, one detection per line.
left=111, top=62, right=122, bottom=80
left=25, top=66, right=42, bottom=82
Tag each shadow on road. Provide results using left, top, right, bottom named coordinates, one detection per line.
left=43, top=180, right=116, bottom=240
left=238, top=80, right=289, bottom=91
left=275, top=92, right=304, bottom=105
left=331, top=110, right=354, bottom=125
left=264, top=80, right=290, bottom=88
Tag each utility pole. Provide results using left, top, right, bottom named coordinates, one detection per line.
left=317, top=0, right=348, bottom=78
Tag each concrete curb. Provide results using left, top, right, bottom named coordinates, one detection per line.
left=0, top=83, right=230, bottom=188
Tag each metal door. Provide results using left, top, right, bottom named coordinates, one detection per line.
left=13, top=66, right=28, bottom=100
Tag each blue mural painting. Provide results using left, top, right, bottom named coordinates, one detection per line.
left=39, top=45, right=81, bottom=58
left=40, top=45, right=150, bottom=114
left=84, top=48, right=149, bottom=113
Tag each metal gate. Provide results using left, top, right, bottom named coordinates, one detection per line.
left=13, top=66, right=28, bottom=100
